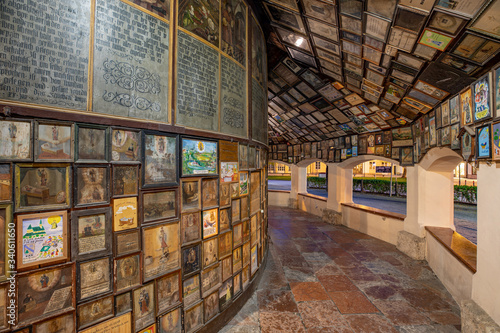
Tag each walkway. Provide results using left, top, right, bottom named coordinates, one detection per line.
left=221, top=207, right=461, bottom=333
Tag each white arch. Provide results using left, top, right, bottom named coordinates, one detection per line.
left=418, top=147, right=463, bottom=173
left=268, top=160, right=292, bottom=168
left=296, top=158, right=323, bottom=167
left=337, top=155, right=401, bottom=169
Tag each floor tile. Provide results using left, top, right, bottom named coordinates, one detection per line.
left=345, top=314, right=398, bottom=333
left=328, top=291, right=379, bottom=314
left=373, top=299, right=430, bottom=326
left=317, top=275, right=358, bottom=292
left=297, top=300, right=345, bottom=328
left=257, top=290, right=299, bottom=313
left=259, top=311, right=306, bottom=333
left=290, top=282, right=330, bottom=301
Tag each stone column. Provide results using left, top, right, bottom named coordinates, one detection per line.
left=469, top=162, right=500, bottom=328
left=289, top=164, right=307, bottom=208
left=323, top=163, right=352, bottom=224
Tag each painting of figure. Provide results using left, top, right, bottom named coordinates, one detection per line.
left=221, top=0, right=246, bottom=64
left=179, top=0, right=219, bottom=47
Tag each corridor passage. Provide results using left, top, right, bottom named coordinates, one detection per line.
left=222, top=207, right=461, bottom=333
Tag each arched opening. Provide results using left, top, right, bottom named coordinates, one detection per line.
left=305, top=161, right=327, bottom=197
left=267, top=160, right=291, bottom=191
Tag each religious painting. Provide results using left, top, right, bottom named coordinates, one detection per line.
left=182, top=138, right=218, bottom=176
left=232, top=198, right=240, bottom=223
left=158, top=307, right=182, bottom=333
left=250, top=245, right=258, bottom=275
left=77, top=295, right=114, bottom=330
left=242, top=265, right=250, bottom=289
left=115, top=292, right=132, bottom=315
left=181, top=178, right=201, bottom=212
left=473, top=73, right=493, bottom=122
left=76, top=124, right=108, bottom=162
left=220, top=183, right=231, bottom=207
left=142, top=189, right=177, bottom=224
left=178, top=0, right=219, bottom=47
left=17, top=210, right=68, bottom=270
left=71, top=207, right=112, bottom=261
left=74, top=165, right=110, bottom=207
left=219, top=207, right=231, bottom=232
left=233, top=246, right=242, bottom=273
left=143, top=221, right=180, bottom=281
left=0, top=165, right=11, bottom=203
left=133, top=282, right=156, bottom=331
left=391, top=127, right=413, bottom=147
left=242, top=241, right=250, bottom=266
left=239, top=171, right=248, bottom=196
left=35, top=312, right=74, bottom=333
left=476, top=124, right=492, bottom=158
left=221, top=162, right=238, bottom=182
left=111, top=128, right=141, bottom=163
left=252, top=16, right=266, bottom=86
left=17, top=263, right=75, bottom=326
left=201, top=263, right=221, bottom=297
left=114, top=253, right=141, bottom=293
left=239, top=143, right=248, bottom=170
left=156, top=270, right=181, bottom=314
left=15, top=164, right=70, bottom=212
left=460, top=87, right=474, bottom=126
left=202, top=208, right=218, bottom=239
left=493, top=122, right=500, bottom=160
left=219, top=278, right=233, bottom=310
left=219, top=230, right=232, bottom=259
left=0, top=119, right=32, bottom=161
left=143, top=132, right=178, bottom=187
left=240, top=196, right=249, bottom=220
left=442, top=100, right=451, bottom=127
left=112, top=165, right=139, bottom=197
left=202, top=178, right=218, bottom=208
left=114, top=231, right=140, bottom=259
left=139, top=323, right=156, bottom=333
left=184, top=301, right=203, bottom=333
left=34, top=121, right=73, bottom=162
left=242, top=219, right=250, bottom=244
left=451, top=123, right=460, bottom=150
left=181, top=211, right=201, bottom=245
left=0, top=206, right=9, bottom=282
left=182, top=244, right=201, bottom=277
left=78, top=256, right=112, bottom=301
left=233, top=272, right=242, bottom=296
left=130, top=0, right=171, bottom=20
left=203, top=237, right=218, bottom=268
left=233, top=223, right=242, bottom=248
left=231, top=182, right=239, bottom=199
left=221, top=256, right=232, bottom=282
left=204, top=290, right=219, bottom=322
left=401, top=147, right=414, bottom=166
left=221, top=0, right=246, bottom=65
left=113, top=197, right=138, bottom=232
left=183, top=275, right=201, bottom=307
left=462, top=131, right=474, bottom=161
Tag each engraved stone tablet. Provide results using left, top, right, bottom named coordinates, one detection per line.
left=221, top=55, right=247, bottom=137
left=252, top=78, right=268, bottom=144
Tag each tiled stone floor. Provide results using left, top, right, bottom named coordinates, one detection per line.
left=220, top=207, right=461, bottom=333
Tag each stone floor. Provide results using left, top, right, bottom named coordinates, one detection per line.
left=220, top=206, right=462, bottom=333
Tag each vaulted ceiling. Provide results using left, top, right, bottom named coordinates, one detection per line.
left=256, top=0, right=500, bottom=146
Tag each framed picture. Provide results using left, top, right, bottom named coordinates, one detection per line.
left=184, top=301, right=203, bottom=333
left=204, top=290, right=219, bottom=322
left=201, top=263, right=221, bottom=297
left=77, top=295, right=114, bottom=330
left=231, top=198, right=241, bottom=223
left=0, top=205, right=10, bottom=282
left=231, top=182, right=239, bottom=199
left=401, top=147, right=414, bottom=166
left=143, top=132, right=178, bottom=187
left=221, top=161, right=238, bottom=183
left=115, top=229, right=141, bottom=257
left=287, top=47, right=317, bottom=67
left=115, top=292, right=132, bottom=317
left=251, top=245, right=258, bottom=275
left=0, top=165, right=11, bottom=203
left=77, top=256, right=112, bottom=301
left=362, top=45, right=382, bottom=65
left=233, top=246, right=243, bottom=272
left=341, top=39, right=362, bottom=57
left=71, top=207, right=112, bottom=261
left=202, top=208, right=218, bottom=239
left=74, top=165, right=109, bottom=207
left=0, top=119, right=32, bottom=161
left=394, top=5, right=428, bottom=32
left=476, top=124, right=492, bottom=158
left=387, top=28, right=418, bottom=52
left=111, top=127, right=141, bottom=163
left=142, top=221, right=180, bottom=281
left=441, top=100, right=451, bottom=126
left=414, top=80, right=449, bottom=100
left=452, top=31, right=500, bottom=65
left=339, top=0, right=363, bottom=19
left=413, top=43, right=439, bottom=60
left=75, top=124, right=109, bottom=163
left=438, top=53, right=480, bottom=75
left=114, top=253, right=141, bottom=294
left=275, top=26, right=311, bottom=53
left=492, top=122, right=500, bottom=160
left=450, top=95, right=461, bottom=124
left=396, top=52, right=426, bottom=71
left=142, top=188, right=177, bottom=224
left=183, top=275, right=201, bottom=308
left=181, top=178, right=200, bottom=212
left=303, top=0, right=337, bottom=23
left=220, top=207, right=231, bottom=232
left=34, top=121, right=74, bottom=162
left=113, top=197, right=138, bottom=232
left=202, top=178, right=218, bottom=208
left=473, top=73, right=493, bottom=122
left=428, top=9, right=468, bottom=36
left=181, top=211, right=201, bottom=245
left=220, top=182, right=231, bottom=207
left=306, top=18, right=338, bottom=41
left=242, top=265, right=250, bottom=289
left=392, top=127, right=413, bottom=147
left=17, top=263, right=75, bottom=326
left=263, top=2, right=306, bottom=34
left=203, top=237, right=218, bottom=268
left=133, top=282, right=156, bottom=331
left=340, top=14, right=362, bottom=34
left=219, top=230, right=232, bottom=259
left=239, top=171, right=248, bottom=196
left=15, top=163, right=71, bottom=212
left=182, top=137, right=218, bottom=176
left=470, top=1, right=500, bottom=39
left=233, top=223, right=243, bottom=248
left=112, top=165, right=139, bottom=197
left=35, top=312, right=74, bottom=333
left=219, top=278, right=233, bottom=310
left=460, top=87, right=474, bottom=126
left=182, top=244, right=201, bottom=277
left=366, top=0, right=397, bottom=19
left=461, top=131, right=474, bottom=161
left=158, top=307, right=182, bottom=333
left=17, top=210, right=68, bottom=269
left=419, top=29, right=453, bottom=51
left=233, top=272, right=242, bottom=296
left=451, top=123, right=461, bottom=150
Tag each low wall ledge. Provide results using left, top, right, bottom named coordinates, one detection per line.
left=341, top=202, right=406, bottom=221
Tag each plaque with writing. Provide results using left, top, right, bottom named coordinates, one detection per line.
left=221, top=55, right=247, bottom=137
left=93, top=0, right=169, bottom=122
left=0, top=0, right=90, bottom=110
left=252, top=78, right=268, bottom=144
left=251, top=16, right=266, bottom=87
left=176, top=31, right=219, bottom=131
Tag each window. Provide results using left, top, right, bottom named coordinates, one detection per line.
left=315, top=162, right=321, bottom=170
left=277, top=164, right=286, bottom=172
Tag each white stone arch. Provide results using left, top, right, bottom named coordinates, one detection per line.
left=296, top=158, right=323, bottom=168
left=268, top=160, right=292, bottom=168
left=417, top=147, right=463, bottom=172
left=338, top=155, right=401, bottom=169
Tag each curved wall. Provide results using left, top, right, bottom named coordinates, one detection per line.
left=0, top=0, right=269, bottom=331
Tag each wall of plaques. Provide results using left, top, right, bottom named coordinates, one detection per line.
left=0, top=0, right=268, bottom=144
left=0, top=0, right=270, bottom=332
